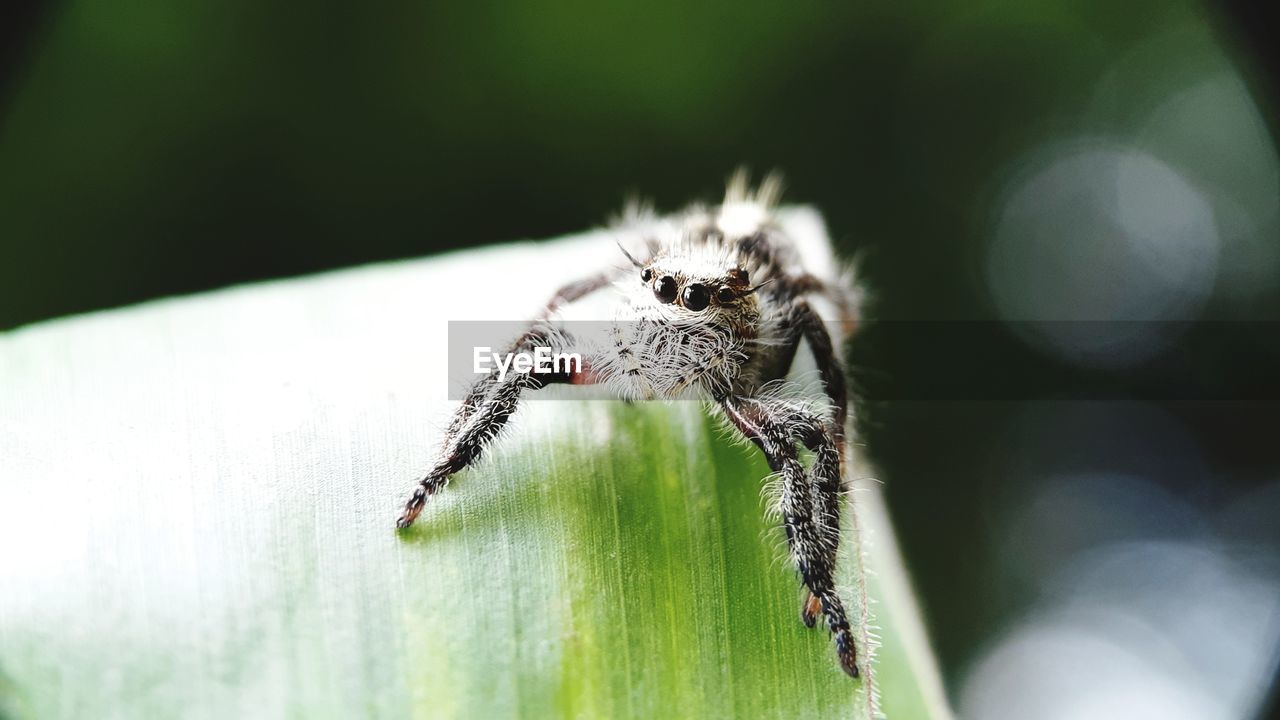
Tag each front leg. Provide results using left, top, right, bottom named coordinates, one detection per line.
left=441, top=272, right=616, bottom=444
left=397, top=326, right=589, bottom=529
left=403, top=272, right=617, bottom=527
left=720, top=395, right=859, bottom=678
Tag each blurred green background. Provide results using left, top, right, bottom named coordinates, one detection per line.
left=3, top=1, right=1279, bottom=716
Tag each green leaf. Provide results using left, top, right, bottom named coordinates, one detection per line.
left=0, top=210, right=951, bottom=719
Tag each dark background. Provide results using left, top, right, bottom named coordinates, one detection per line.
left=3, top=1, right=1278, bottom=715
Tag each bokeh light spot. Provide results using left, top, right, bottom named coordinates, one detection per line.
left=986, top=142, right=1219, bottom=367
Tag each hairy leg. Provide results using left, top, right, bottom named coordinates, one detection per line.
left=788, top=301, right=854, bottom=643
left=765, top=298, right=849, bottom=443
left=789, top=299, right=849, bottom=444
left=400, top=311, right=604, bottom=529
left=779, top=273, right=859, bottom=334
left=768, top=301, right=854, bottom=630
left=720, top=395, right=858, bottom=678
left=441, top=272, right=616, bottom=443
left=538, top=271, right=615, bottom=319
left=795, top=414, right=846, bottom=633
left=399, top=371, right=530, bottom=528
left=399, top=342, right=597, bottom=529
left=777, top=402, right=853, bottom=670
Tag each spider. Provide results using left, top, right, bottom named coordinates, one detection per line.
left=396, top=172, right=864, bottom=679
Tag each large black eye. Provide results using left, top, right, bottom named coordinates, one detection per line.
left=653, top=275, right=678, bottom=303
left=641, top=267, right=653, bottom=282
left=682, top=283, right=710, bottom=311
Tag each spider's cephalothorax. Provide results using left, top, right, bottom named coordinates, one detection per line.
left=397, top=173, right=864, bottom=679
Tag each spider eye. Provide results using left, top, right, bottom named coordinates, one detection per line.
left=653, top=275, right=678, bottom=303
left=716, top=287, right=736, bottom=304
left=641, top=267, right=653, bottom=282
left=683, top=284, right=710, bottom=311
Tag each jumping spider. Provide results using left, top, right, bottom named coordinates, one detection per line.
left=397, top=173, right=864, bottom=679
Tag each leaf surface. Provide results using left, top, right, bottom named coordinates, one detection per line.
left=0, top=212, right=951, bottom=719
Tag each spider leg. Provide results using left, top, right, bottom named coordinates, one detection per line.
left=399, top=369, right=530, bottom=529
left=720, top=395, right=859, bottom=678
left=398, top=325, right=590, bottom=528
left=766, top=299, right=853, bottom=627
left=762, top=296, right=849, bottom=443
left=790, top=299, right=849, bottom=444
left=790, top=298, right=854, bottom=616
left=400, top=272, right=615, bottom=529
left=538, top=271, right=615, bottom=319
left=779, top=273, right=860, bottom=334
left=441, top=272, right=615, bottom=443
left=795, top=413, right=845, bottom=635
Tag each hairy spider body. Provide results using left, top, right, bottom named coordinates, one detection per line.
left=397, top=173, right=864, bottom=679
